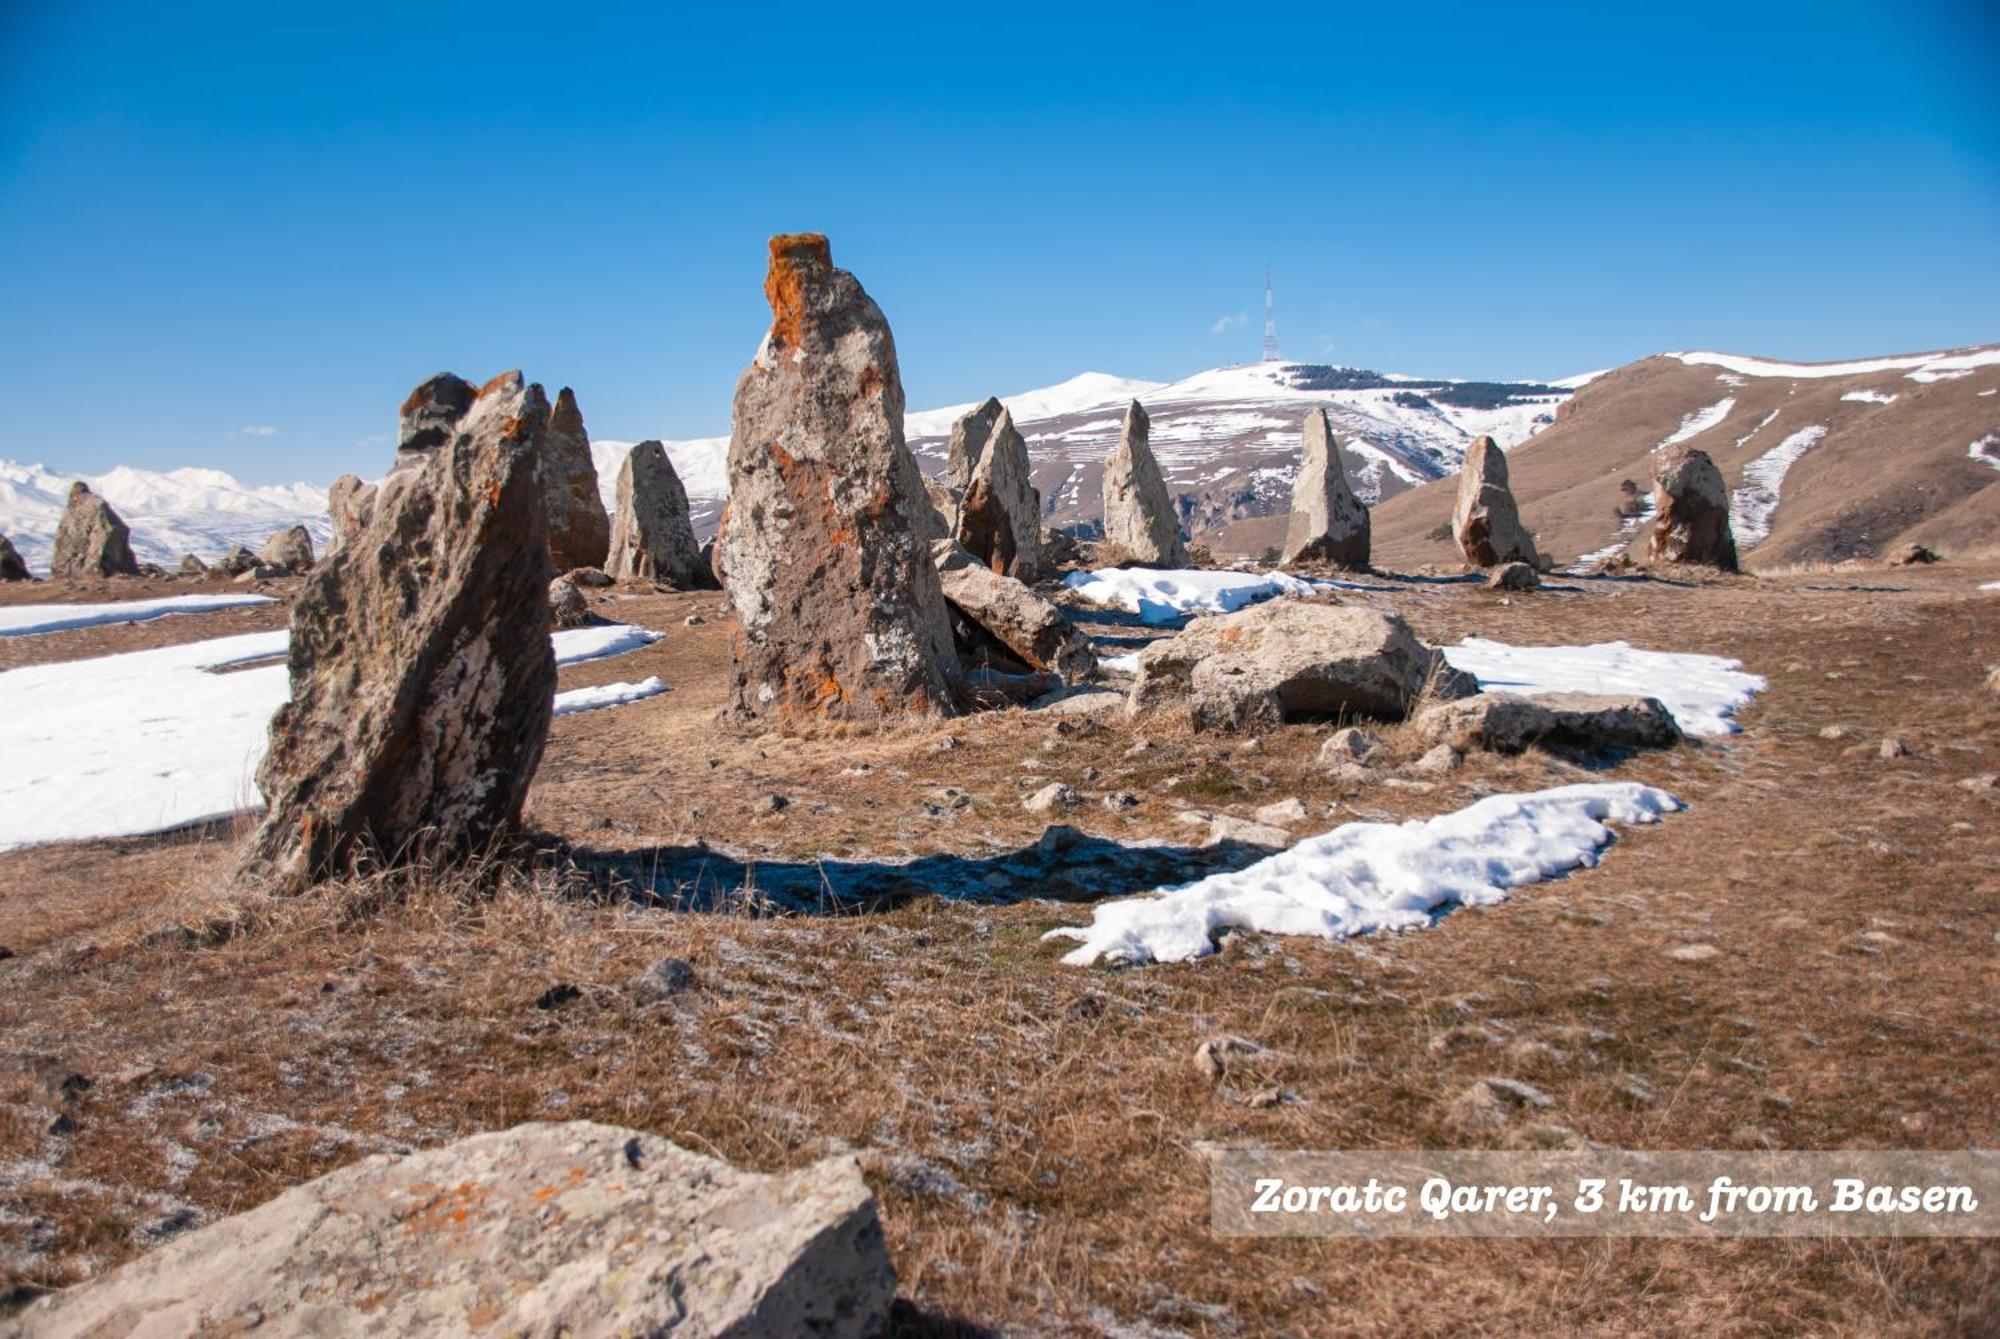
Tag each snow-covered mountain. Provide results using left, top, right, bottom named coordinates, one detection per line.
left=1, top=361, right=1570, bottom=571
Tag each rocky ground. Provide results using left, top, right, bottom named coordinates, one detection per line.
left=1, top=563, right=1996, bottom=1334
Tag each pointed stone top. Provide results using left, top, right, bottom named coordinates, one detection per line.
left=398, top=373, right=479, bottom=453
left=551, top=386, right=585, bottom=435
left=975, top=395, right=1003, bottom=416
left=477, top=369, right=526, bottom=399
left=763, top=232, right=836, bottom=349
left=1126, top=399, right=1150, bottom=430
left=68, top=480, right=92, bottom=500
left=1466, top=434, right=1506, bottom=478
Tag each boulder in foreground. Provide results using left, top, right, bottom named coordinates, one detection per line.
left=1127, top=599, right=1470, bottom=730
left=49, top=482, right=140, bottom=578
left=11, top=1121, right=895, bottom=1339
left=235, top=371, right=557, bottom=893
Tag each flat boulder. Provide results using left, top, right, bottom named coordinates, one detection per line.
left=1101, top=400, right=1189, bottom=567
left=257, top=524, right=316, bottom=574
left=1281, top=408, right=1370, bottom=569
left=1127, top=599, right=1467, bottom=731
left=956, top=405, right=1044, bottom=581
left=49, top=482, right=139, bottom=578
left=0, top=534, right=28, bottom=582
left=1414, top=691, right=1681, bottom=755
left=235, top=371, right=557, bottom=893
left=1645, top=446, right=1738, bottom=570
left=718, top=233, right=959, bottom=724
left=10, top=1122, right=895, bottom=1339
left=1452, top=436, right=1538, bottom=568
left=934, top=539, right=1096, bottom=681
left=607, top=440, right=711, bottom=588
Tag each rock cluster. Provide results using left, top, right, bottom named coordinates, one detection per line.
left=0, top=534, right=28, bottom=581
left=1127, top=599, right=1472, bottom=731
left=235, top=371, right=558, bottom=892
left=1645, top=446, right=1737, bottom=570
left=49, top=482, right=139, bottom=578
left=543, top=387, right=613, bottom=570
left=11, top=1122, right=896, bottom=1338
left=955, top=405, right=1044, bottom=580
left=1101, top=400, right=1189, bottom=567
left=1452, top=436, right=1538, bottom=568
left=607, top=441, right=710, bottom=587
left=1282, top=408, right=1370, bottom=569
left=718, top=233, right=959, bottom=724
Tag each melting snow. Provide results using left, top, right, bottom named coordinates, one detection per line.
left=0, top=624, right=665, bottom=850
left=1661, top=397, right=1735, bottom=446
left=1730, top=425, right=1827, bottom=548
left=1840, top=389, right=1898, bottom=405
left=1969, top=435, right=2000, bottom=473
left=1062, top=567, right=1327, bottom=624
left=0, top=594, right=276, bottom=638
left=1733, top=409, right=1780, bottom=449
left=1673, top=348, right=2000, bottom=381
left=552, top=676, right=670, bottom=715
left=1441, top=638, right=1765, bottom=737
left=1046, top=783, right=1681, bottom=966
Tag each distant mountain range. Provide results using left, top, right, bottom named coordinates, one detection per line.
left=5, top=344, right=1994, bottom=573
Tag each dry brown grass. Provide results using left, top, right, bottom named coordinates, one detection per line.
left=2, top=565, right=1998, bottom=1333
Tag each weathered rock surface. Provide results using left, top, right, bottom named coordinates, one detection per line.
left=945, top=396, right=1004, bottom=492
left=1127, top=599, right=1469, bottom=731
left=9, top=1122, right=895, bottom=1339
left=49, top=482, right=139, bottom=578
left=933, top=539, right=1095, bottom=680
left=550, top=574, right=589, bottom=629
left=1487, top=561, right=1539, bottom=591
left=176, top=553, right=207, bottom=577
left=235, top=371, right=558, bottom=892
left=395, top=371, right=479, bottom=463
left=1887, top=541, right=1940, bottom=565
left=607, top=441, right=711, bottom=588
left=327, top=473, right=376, bottom=549
left=543, top=387, right=614, bottom=571
left=258, top=525, right=316, bottom=575
left=1281, top=408, right=1370, bottom=569
left=956, top=406, right=1044, bottom=580
left=1101, top=400, right=1189, bottom=567
left=216, top=544, right=259, bottom=576
left=1415, top=691, right=1682, bottom=755
left=0, top=534, right=29, bottom=581
left=718, top=233, right=958, bottom=723
left=1320, top=725, right=1384, bottom=766
left=1452, top=436, right=1538, bottom=568
left=1645, top=446, right=1738, bottom=570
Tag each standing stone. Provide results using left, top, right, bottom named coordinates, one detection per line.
left=1452, top=436, right=1538, bottom=568
left=1282, top=407, right=1370, bottom=568
left=543, top=387, right=613, bottom=570
left=719, top=233, right=959, bottom=724
left=956, top=405, right=1044, bottom=581
left=0, top=534, right=29, bottom=581
left=1645, top=445, right=1738, bottom=570
left=258, top=525, right=316, bottom=574
left=945, top=396, right=1003, bottom=492
left=607, top=441, right=710, bottom=587
left=326, top=473, right=377, bottom=550
left=49, top=482, right=139, bottom=578
left=235, top=371, right=558, bottom=893
left=1101, top=400, right=1189, bottom=568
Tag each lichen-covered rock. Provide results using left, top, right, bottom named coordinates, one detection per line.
left=1282, top=408, right=1370, bottom=569
left=934, top=539, right=1095, bottom=680
left=48, top=482, right=139, bottom=578
left=607, top=440, right=710, bottom=588
left=1127, top=599, right=1467, bottom=731
left=956, top=405, right=1044, bottom=580
left=235, top=371, right=558, bottom=893
left=257, top=524, right=316, bottom=574
left=1101, top=400, right=1189, bottom=567
left=945, top=395, right=1003, bottom=492
left=1414, top=691, right=1681, bottom=755
left=0, top=534, right=29, bottom=581
left=327, top=473, right=376, bottom=550
left=718, top=233, right=958, bottom=724
left=1452, top=436, right=1538, bottom=568
left=10, top=1122, right=896, bottom=1339
left=1646, top=446, right=1737, bottom=571
left=543, top=387, right=614, bottom=571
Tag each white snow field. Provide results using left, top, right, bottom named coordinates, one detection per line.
left=1730, top=425, right=1828, bottom=548
left=1442, top=637, right=1765, bottom=737
left=1061, top=567, right=1327, bottom=624
left=0, top=594, right=275, bottom=638
left=0, top=625, right=666, bottom=850
left=1047, top=783, right=1682, bottom=966
left=1673, top=347, right=2000, bottom=381
left=1660, top=397, right=1735, bottom=446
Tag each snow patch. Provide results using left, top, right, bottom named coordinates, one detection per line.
left=1730, top=425, right=1827, bottom=548
left=1673, top=347, right=2000, bottom=380
left=1442, top=638, right=1765, bottom=737
left=0, top=594, right=276, bottom=638
left=553, top=676, right=670, bottom=715
left=1968, top=435, right=2000, bottom=474
left=1046, top=783, right=1681, bottom=966
left=1660, top=397, right=1735, bottom=447
left=1061, top=567, right=1326, bottom=624
left=1840, top=389, right=1898, bottom=405
left=1733, top=410, right=1780, bottom=449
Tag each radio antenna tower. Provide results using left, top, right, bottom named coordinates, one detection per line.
left=1261, top=268, right=1280, bottom=362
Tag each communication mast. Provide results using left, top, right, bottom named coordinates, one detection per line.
left=1261, top=268, right=1280, bottom=362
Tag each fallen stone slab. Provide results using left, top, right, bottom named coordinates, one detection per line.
left=1414, top=691, right=1681, bottom=755
left=934, top=540, right=1096, bottom=681
left=9, top=1121, right=896, bottom=1339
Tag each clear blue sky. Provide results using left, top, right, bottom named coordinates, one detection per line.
left=3, top=0, right=1996, bottom=483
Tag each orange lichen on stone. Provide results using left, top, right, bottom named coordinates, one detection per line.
left=477, top=371, right=519, bottom=398
left=763, top=233, right=830, bottom=349
left=858, top=365, right=882, bottom=397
